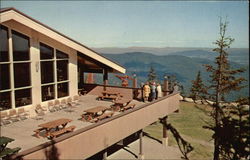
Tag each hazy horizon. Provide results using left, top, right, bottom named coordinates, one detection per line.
left=92, top=46, right=249, bottom=49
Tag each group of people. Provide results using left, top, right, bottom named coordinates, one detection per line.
left=142, top=81, right=162, bottom=102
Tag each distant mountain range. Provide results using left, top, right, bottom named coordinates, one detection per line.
left=93, top=47, right=249, bottom=65
left=95, top=48, right=249, bottom=101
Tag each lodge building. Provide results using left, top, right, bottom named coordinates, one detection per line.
left=0, top=8, right=180, bottom=160
left=0, top=8, right=125, bottom=111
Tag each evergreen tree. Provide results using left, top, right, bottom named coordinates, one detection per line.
left=168, top=75, right=177, bottom=91
left=202, top=18, right=246, bottom=160
left=218, top=97, right=250, bottom=159
left=190, top=71, right=206, bottom=101
left=147, top=66, right=157, bottom=82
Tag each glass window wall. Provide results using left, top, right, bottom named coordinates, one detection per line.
left=0, top=26, right=9, bottom=62
left=12, top=30, right=29, bottom=61
left=0, top=92, right=11, bottom=111
left=57, top=82, right=68, bottom=98
left=57, top=60, right=68, bottom=82
left=41, top=61, right=54, bottom=84
left=15, top=88, right=32, bottom=107
left=14, top=63, right=31, bottom=88
left=41, top=85, right=55, bottom=101
left=0, top=64, right=10, bottom=90
left=40, top=43, right=54, bottom=60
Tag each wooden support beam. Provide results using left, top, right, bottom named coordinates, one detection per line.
left=162, top=116, right=168, bottom=146
left=138, top=130, right=144, bottom=159
left=102, top=149, right=107, bottom=160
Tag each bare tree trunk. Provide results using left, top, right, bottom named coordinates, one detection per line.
left=213, top=104, right=220, bottom=160
left=214, top=39, right=223, bottom=160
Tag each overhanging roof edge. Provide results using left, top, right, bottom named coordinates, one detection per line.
left=0, top=8, right=126, bottom=74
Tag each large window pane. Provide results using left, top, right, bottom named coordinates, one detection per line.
left=0, top=92, right=11, bottom=110
left=42, top=85, right=55, bottom=101
left=40, top=43, right=54, bottom=59
left=41, top=61, right=54, bottom=84
left=14, top=63, right=31, bottom=88
left=57, top=82, right=68, bottom=98
left=57, top=60, right=68, bottom=81
left=0, top=26, right=9, bottom=62
left=15, top=88, right=32, bottom=107
left=56, top=50, right=68, bottom=59
left=12, top=30, right=29, bottom=61
left=0, top=64, right=10, bottom=90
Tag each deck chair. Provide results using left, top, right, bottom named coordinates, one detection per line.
left=48, top=101, right=59, bottom=112
left=60, top=99, right=68, bottom=109
left=35, top=104, right=46, bottom=120
left=0, top=111, right=12, bottom=125
left=67, top=97, right=77, bottom=107
left=73, top=95, right=80, bottom=105
left=54, top=99, right=63, bottom=110
left=36, top=104, right=47, bottom=112
left=17, top=108, right=29, bottom=120
left=8, top=109, right=20, bottom=122
left=64, top=98, right=75, bottom=113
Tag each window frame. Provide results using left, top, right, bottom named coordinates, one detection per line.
left=0, top=26, right=32, bottom=110
left=40, top=43, right=70, bottom=102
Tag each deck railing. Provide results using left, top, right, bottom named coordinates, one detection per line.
left=11, top=92, right=180, bottom=160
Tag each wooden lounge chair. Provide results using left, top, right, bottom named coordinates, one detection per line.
left=36, top=104, right=47, bottom=111
left=35, top=104, right=46, bottom=120
left=64, top=97, right=77, bottom=112
left=17, top=108, right=29, bottom=120
left=67, top=97, right=77, bottom=107
left=48, top=101, right=59, bottom=112
left=0, top=111, right=12, bottom=125
left=54, top=99, right=63, bottom=110
left=60, top=99, right=68, bottom=109
left=8, top=109, right=20, bottom=122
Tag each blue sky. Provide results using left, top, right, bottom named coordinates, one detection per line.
left=1, top=1, right=249, bottom=48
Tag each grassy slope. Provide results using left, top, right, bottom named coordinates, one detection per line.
left=144, top=101, right=214, bottom=159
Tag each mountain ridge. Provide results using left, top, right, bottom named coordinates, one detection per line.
left=101, top=52, right=249, bottom=101
left=94, top=47, right=249, bottom=65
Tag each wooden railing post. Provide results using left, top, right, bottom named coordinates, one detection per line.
left=103, top=69, right=108, bottom=91
left=163, top=78, right=169, bottom=96
left=162, top=116, right=168, bottom=146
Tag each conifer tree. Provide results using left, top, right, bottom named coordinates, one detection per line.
left=190, top=71, right=205, bottom=101
left=217, top=97, right=250, bottom=159
left=167, top=75, right=177, bottom=91
left=147, top=66, right=157, bottom=82
left=202, top=18, right=246, bottom=160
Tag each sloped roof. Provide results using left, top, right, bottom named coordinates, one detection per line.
left=0, top=7, right=125, bottom=73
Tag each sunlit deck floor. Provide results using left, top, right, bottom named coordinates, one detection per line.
left=1, top=95, right=143, bottom=152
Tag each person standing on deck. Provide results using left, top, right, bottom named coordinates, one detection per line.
left=143, top=82, right=150, bottom=102
left=156, top=83, right=162, bottom=99
left=150, top=81, right=156, bottom=101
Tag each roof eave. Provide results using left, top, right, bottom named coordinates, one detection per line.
left=0, top=8, right=126, bottom=74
